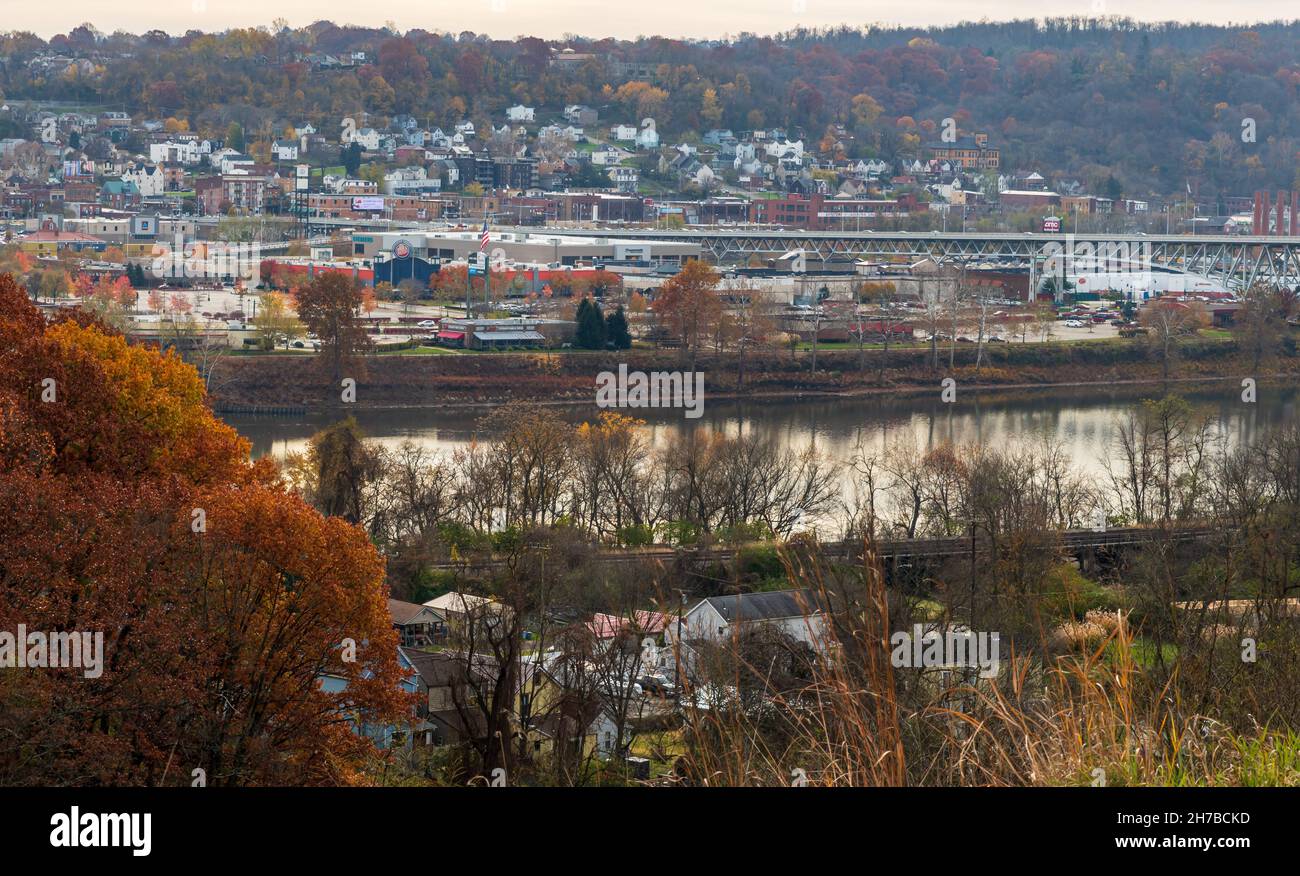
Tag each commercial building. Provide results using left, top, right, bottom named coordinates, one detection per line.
left=434, top=317, right=575, bottom=349
left=351, top=229, right=700, bottom=268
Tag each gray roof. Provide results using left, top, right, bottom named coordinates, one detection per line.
left=474, top=330, right=544, bottom=342
left=704, top=589, right=825, bottom=623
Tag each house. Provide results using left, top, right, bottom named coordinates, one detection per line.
left=608, top=166, right=639, bottom=193
left=667, top=589, right=827, bottom=651
left=317, top=646, right=421, bottom=750
left=506, top=105, right=535, bottom=123
left=402, top=648, right=610, bottom=761
left=218, top=152, right=255, bottom=175
left=563, top=105, right=599, bottom=126
left=423, top=591, right=507, bottom=644
left=272, top=140, right=299, bottom=161
left=610, top=124, right=637, bottom=142
left=98, top=179, right=140, bottom=210
left=350, top=127, right=381, bottom=150
left=401, top=649, right=489, bottom=747
left=591, top=144, right=629, bottom=166
left=121, top=164, right=164, bottom=197
left=149, top=139, right=202, bottom=166
left=384, top=165, right=440, bottom=195
left=387, top=598, right=447, bottom=648
left=427, top=127, right=454, bottom=149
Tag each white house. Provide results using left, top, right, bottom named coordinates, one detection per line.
left=351, top=127, right=381, bottom=150
left=764, top=138, right=804, bottom=161
left=219, top=153, right=255, bottom=175
left=272, top=140, right=299, bottom=161
left=149, top=139, right=202, bottom=166
left=384, top=165, right=441, bottom=195
left=610, top=124, right=637, bottom=142
left=666, top=589, right=828, bottom=653
left=506, top=105, right=535, bottom=123
left=121, top=164, right=164, bottom=197
left=591, top=144, right=629, bottom=166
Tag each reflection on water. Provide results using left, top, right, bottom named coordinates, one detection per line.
left=224, top=384, right=1300, bottom=483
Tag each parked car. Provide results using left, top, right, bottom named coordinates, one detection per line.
left=416, top=319, right=438, bottom=328
left=636, top=675, right=675, bottom=698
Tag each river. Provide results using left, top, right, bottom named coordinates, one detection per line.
left=223, top=383, right=1300, bottom=485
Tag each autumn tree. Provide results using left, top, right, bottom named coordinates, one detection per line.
left=1140, top=299, right=1209, bottom=383
left=1235, top=283, right=1298, bottom=374
left=0, top=275, right=407, bottom=785
left=293, top=272, right=373, bottom=384
left=253, top=290, right=303, bottom=350
left=651, top=260, right=721, bottom=367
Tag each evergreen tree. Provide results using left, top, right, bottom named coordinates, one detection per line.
left=342, top=142, right=363, bottom=176
left=574, top=298, right=607, bottom=349
left=605, top=305, right=632, bottom=350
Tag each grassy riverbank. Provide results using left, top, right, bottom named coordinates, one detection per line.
left=208, top=334, right=1293, bottom=412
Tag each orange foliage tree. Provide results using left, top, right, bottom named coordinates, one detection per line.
left=0, top=274, right=409, bottom=785
left=650, top=259, right=721, bottom=365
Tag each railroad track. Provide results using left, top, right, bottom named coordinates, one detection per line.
left=429, top=525, right=1219, bottom=570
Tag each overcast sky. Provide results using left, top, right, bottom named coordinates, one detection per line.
left=7, top=2, right=1297, bottom=40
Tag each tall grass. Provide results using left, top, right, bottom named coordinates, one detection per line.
left=675, top=538, right=1300, bottom=787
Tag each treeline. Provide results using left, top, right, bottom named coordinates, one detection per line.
left=284, top=392, right=1274, bottom=599
left=3, top=18, right=1300, bottom=196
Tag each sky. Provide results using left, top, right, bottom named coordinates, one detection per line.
left=5, top=1, right=1298, bottom=41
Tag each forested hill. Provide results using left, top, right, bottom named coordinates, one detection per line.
left=2, top=17, right=1299, bottom=199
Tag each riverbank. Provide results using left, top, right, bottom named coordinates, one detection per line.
left=208, top=335, right=1294, bottom=413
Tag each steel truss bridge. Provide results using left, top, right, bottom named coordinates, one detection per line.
left=275, top=216, right=1300, bottom=289
left=533, top=228, right=1300, bottom=290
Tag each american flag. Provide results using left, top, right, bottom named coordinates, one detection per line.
left=479, top=220, right=490, bottom=251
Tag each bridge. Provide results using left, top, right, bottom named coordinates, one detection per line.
left=532, top=228, right=1300, bottom=290
left=431, top=525, right=1218, bottom=571
left=275, top=216, right=1300, bottom=289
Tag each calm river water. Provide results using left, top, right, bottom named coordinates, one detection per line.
left=224, top=383, right=1300, bottom=485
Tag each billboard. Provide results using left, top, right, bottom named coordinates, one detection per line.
left=352, top=196, right=385, bottom=212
